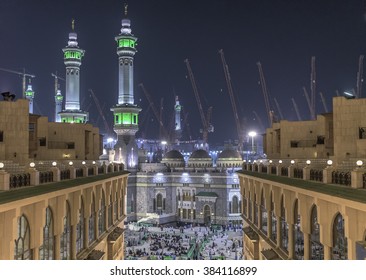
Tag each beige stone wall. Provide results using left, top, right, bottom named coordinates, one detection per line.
left=0, top=99, right=29, bottom=165
left=238, top=172, right=366, bottom=260
left=0, top=173, right=128, bottom=260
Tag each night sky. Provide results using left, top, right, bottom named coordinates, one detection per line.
left=1, top=0, right=366, bottom=144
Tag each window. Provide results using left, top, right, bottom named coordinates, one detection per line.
left=89, top=194, right=96, bottom=244
left=114, top=192, right=118, bottom=221
left=67, top=142, right=75, bottom=149
left=0, top=131, right=3, bottom=142
left=294, top=200, right=304, bottom=260
left=332, top=213, right=347, bottom=260
left=14, top=215, right=31, bottom=260
left=290, top=141, right=298, bottom=148
left=76, top=198, right=85, bottom=254
left=108, top=194, right=113, bottom=228
left=310, top=205, right=324, bottom=259
left=280, top=196, right=288, bottom=252
left=260, top=191, right=267, bottom=235
left=98, top=191, right=106, bottom=236
left=232, top=196, right=239, bottom=214
left=359, top=127, right=366, bottom=139
left=39, top=137, right=46, bottom=146
left=39, top=207, right=54, bottom=260
left=270, top=192, right=277, bottom=243
left=60, top=201, right=71, bottom=260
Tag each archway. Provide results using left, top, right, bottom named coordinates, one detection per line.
left=332, top=213, right=347, bottom=259
left=203, top=205, right=211, bottom=225
left=310, top=205, right=324, bottom=259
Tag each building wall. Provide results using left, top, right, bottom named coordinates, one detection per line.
left=0, top=173, right=128, bottom=260
left=238, top=171, right=366, bottom=260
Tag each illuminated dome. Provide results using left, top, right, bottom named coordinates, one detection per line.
left=161, top=150, right=185, bottom=167
left=188, top=149, right=212, bottom=168
left=216, top=148, right=242, bottom=168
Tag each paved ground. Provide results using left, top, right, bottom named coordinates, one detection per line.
left=124, top=223, right=243, bottom=260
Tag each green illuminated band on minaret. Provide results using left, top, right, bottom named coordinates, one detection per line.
left=25, top=79, right=35, bottom=114
left=59, top=19, right=88, bottom=124
left=110, top=5, right=141, bottom=167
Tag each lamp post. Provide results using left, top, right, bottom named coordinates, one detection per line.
left=248, top=131, right=257, bottom=154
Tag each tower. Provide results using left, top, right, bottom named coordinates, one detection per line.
left=174, top=96, right=182, bottom=142
left=111, top=5, right=141, bottom=168
left=24, top=79, right=34, bottom=114
left=59, top=20, right=88, bottom=123
left=55, top=88, right=63, bottom=122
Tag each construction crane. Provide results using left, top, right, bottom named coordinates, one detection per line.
left=256, top=62, right=273, bottom=127
left=291, top=98, right=302, bottom=121
left=0, top=67, right=35, bottom=97
left=159, top=98, right=164, bottom=140
left=302, top=86, right=313, bottom=119
left=219, top=49, right=243, bottom=151
left=138, top=83, right=169, bottom=141
left=310, top=56, right=316, bottom=120
left=273, top=98, right=284, bottom=120
left=319, top=92, right=328, bottom=113
left=51, top=72, right=65, bottom=93
left=356, top=55, right=364, bottom=98
left=88, top=89, right=113, bottom=137
left=184, top=59, right=211, bottom=147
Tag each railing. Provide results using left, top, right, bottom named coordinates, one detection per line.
left=294, top=168, right=303, bottom=179
left=60, top=169, right=70, bottom=181
left=39, top=171, right=53, bottom=184
left=332, top=171, right=351, bottom=186
left=310, top=169, right=323, bottom=182
left=9, top=173, right=31, bottom=189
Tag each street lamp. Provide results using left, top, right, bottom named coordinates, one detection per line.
left=248, top=131, right=257, bottom=153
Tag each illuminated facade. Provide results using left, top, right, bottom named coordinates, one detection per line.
left=59, top=20, right=88, bottom=124
left=24, top=81, right=34, bottom=114
left=127, top=149, right=243, bottom=226
left=174, top=96, right=182, bottom=142
left=111, top=7, right=141, bottom=168
left=55, top=89, right=63, bottom=123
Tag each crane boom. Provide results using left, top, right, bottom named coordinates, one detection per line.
left=51, top=72, right=65, bottom=95
left=310, top=56, right=316, bottom=120
left=159, top=98, right=164, bottom=140
left=319, top=92, right=328, bottom=113
left=291, top=98, right=302, bottom=121
left=219, top=49, right=243, bottom=150
left=273, top=98, right=284, bottom=120
left=357, top=55, right=364, bottom=98
left=138, top=83, right=168, bottom=140
left=302, top=87, right=313, bottom=119
left=88, top=89, right=113, bottom=137
left=184, top=59, right=209, bottom=145
left=256, top=62, right=273, bottom=127
left=0, top=67, right=35, bottom=97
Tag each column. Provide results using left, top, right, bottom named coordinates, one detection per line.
left=70, top=225, right=77, bottom=259
left=69, top=166, right=76, bottom=179
left=0, top=170, right=10, bottom=190
left=351, top=168, right=365, bottom=189
left=303, top=166, right=310, bottom=180
left=29, top=168, right=39, bottom=186
left=287, top=224, right=295, bottom=259
left=288, top=165, right=294, bottom=178
left=323, top=245, right=332, bottom=260
left=51, top=166, right=60, bottom=182
left=322, top=166, right=334, bottom=184
left=276, top=215, right=281, bottom=248
left=303, top=233, right=310, bottom=260
left=82, top=166, right=88, bottom=177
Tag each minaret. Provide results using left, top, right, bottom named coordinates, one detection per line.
left=24, top=79, right=34, bottom=114
left=59, top=20, right=88, bottom=123
left=174, top=96, right=182, bottom=142
left=55, top=87, right=63, bottom=122
left=111, top=5, right=141, bottom=168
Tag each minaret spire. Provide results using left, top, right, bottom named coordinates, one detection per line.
left=124, top=3, right=128, bottom=16
left=71, top=19, right=75, bottom=31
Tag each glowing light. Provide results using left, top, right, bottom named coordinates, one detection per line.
left=357, top=160, right=363, bottom=167
left=290, top=160, right=295, bottom=164
left=327, top=160, right=333, bottom=166
left=52, top=161, right=57, bottom=167
left=279, top=160, right=283, bottom=164
left=269, top=160, right=273, bottom=164
left=69, top=161, right=73, bottom=166
left=0, top=162, right=4, bottom=169
left=29, top=162, right=35, bottom=168
left=82, top=161, right=86, bottom=165
left=306, top=160, right=311, bottom=165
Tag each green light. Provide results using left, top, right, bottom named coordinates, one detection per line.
left=64, top=50, right=82, bottom=60
left=122, top=113, right=131, bottom=124
left=175, top=105, right=181, bottom=111
left=25, top=91, right=34, bottom=97
left=118, top=38, right=135, bottom=48
left=56, top=96, right=63, bottom=101
left=61, top=116, right=85, bottom=123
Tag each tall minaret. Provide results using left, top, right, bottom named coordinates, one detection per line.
left=55, top=87, right=63, bottom=122
left=111, top=4, right=141, bottom=168
left=24, top=79, right=34, bottom=114
left=174, top=96, right=182, bottom=142
left=59, top=20, right=88, bottom=123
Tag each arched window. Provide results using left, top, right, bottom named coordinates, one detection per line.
left=76, top=198, right=84, bottom=254
left=248, top=192, right=252, bottom=221
left=120, top=189, right=124, bottom=217
left=14, top=215, right=31, bottom=260
left=114, top=192, right=118, bottom=222
left=108, top=194, right=113, bottom=228
left=332, top=213, right=347, bottom=259
left=243, top=189, right=247, bottom=217
left=270, top=191, right=277, bottom=243
left=254, top=194, right=259, bottom=226
left=294, top=200, right=304, bottom=259
left=280, top=195, right=288, bottom=252
left=232, top=196, right=239, bottom=214
left=310, top=205, right=324, bottom=259
left=40, top=207, right=54, bottom=259
left=60, top=201, right=71, bottom=260
left=89, top=193, right=96, bottom=244
left=98, top=191, right=106, bottom=236
left=260, top=191, right=267, bottom=234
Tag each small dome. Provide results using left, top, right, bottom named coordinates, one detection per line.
left=218, top=149, right=242, bottom=160
left=163, top=150, right=184, bottom=160
left=190, top=149, right=211, bottom=159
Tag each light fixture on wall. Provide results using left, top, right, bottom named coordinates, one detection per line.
left=327, top=160, right=333, bottom=166
left=306, top=160, right=311, bottom=165
left=356, top=160, right=363, bottom=167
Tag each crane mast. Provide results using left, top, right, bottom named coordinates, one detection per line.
left=310, top=56, right=316, bottom=120
left=302, top=86, right=313, bottom=119
left=291, top=98, right=302, bottom=121
left=273, top=98, right=284, bottom=120
left=0, top=67, right=35, bottom=97
left=139, top=83, right=168, bottom=141
left=219, top=49, right=243, bottom=151
left=89, top=89, right=113, bottom=137
left=357, top=55, right=364, bottom=98
left=319, top=92, right=328, bottom=113
left=256, top=62, right=273, bottom=127
left=51, top=72, right=65, bottom=95
left=184, top=59, right=210, bottom=146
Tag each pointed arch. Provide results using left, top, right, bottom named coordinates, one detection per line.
left=60, top=201, right=71, bottom=260
left=293, top=199, right=304, bottom=259
left=40, top=207, right=54, bottom=259
left=89, top=192, right=96, bottom=244
left=310, top=204, right=324, bottom=259
left=98, top=190, right=106, bottom=236
left=332, top=212, right=347, bottom=259
left=270, top=191, right=277, bottom=243
left=260, top=189, right=267, bottom=234
left=14, top=215, right=31, bottom=260
left=108, top=193, right=113, bottom=228
left=280, top=195, right=288, bottom=252
left=76, top=197, right=85, bottom=254
left=232, top=195, right=239, bottom=214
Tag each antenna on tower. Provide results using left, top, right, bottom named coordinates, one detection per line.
left=71, top=19, right=75, bottom=31
left=124, top=3, right=128, bottom=16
